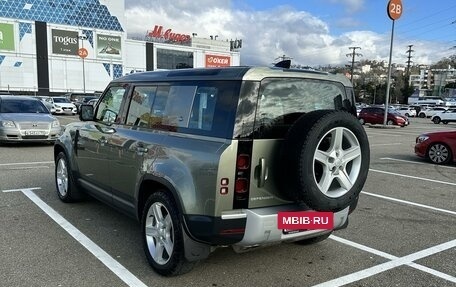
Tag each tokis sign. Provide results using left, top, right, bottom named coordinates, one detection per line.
left=205, top=54, right=231, bottom=68
left=146, top=25, right=191, bottom=44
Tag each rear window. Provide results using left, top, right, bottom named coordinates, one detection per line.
left=253, top=78, right=350, bottom=139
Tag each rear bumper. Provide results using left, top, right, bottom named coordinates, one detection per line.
left=234, top=205, right=349, bottom=247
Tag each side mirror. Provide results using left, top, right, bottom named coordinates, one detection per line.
left=79, top=104, right=94, bottom=121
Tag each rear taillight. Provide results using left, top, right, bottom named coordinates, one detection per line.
left=236, top=154, right=250, bottom=170
left=233, top=141, right=253, bottom=209
left=235, top=178, right=248, bottom=193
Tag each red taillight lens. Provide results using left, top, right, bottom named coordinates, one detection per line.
left=236, top=154, right=250, bottom=170
left=235, top=178, right=248, bottom=193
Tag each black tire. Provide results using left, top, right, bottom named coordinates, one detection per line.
left=387, top=119, right=394, bottom=125
left=55, top=152, right=84, bottom=202
left=443, top=121, right=449, bottom=125
left=433, top=117, right=441, bottom=124
left=142, top=191, right=197, bottom=276
left=419, top=113, right=426, bottom=118
left=294, top=232, right=332, bottom=245
left=281, top=110, right=370, bottom=212
left=427, top=143, right=452, bottom=165
left=405, top=113, right=409, bottom=117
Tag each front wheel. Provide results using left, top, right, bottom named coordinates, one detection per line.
left=433, top=117, right=441, bottom=124
left=55, top=152, right=84, bottom=202
left=142, top=191, right=197, bottom=276
left=443, top=121, right=449, bottom=125
left=419, top=113, right=426, bottom=118
left=387, top=119, right=394, bottom=125
left=427, top=143, right=452, bottom=165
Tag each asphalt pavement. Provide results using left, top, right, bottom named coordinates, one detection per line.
left=0, top=115, right=455, bottom=287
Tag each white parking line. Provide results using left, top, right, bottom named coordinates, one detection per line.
left=4, top=187, right=148, bottom=287
left=314, top=238, right=456, bottom=287
left=370, top=143, right=402, bottom=147
left=0, top=161, right=54, bottom=166
left=380, top=157, right=456, bottom=170
left=365, top=131, right=401, bottom=137
left=369, top=169, right=456, bottom=186
left=361, top=191, right=456, bottom=216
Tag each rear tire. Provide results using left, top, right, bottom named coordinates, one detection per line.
left=281, top=110, right=370, bottom=212
left=443, top=121, right=449, bottom=125
left=142, top=191, right=197, bottom=276
left=433, top=117, right=441, bottom=124
left=387, top=120, right=394, bottom=125
left=419, top=113, right=425, bottom=118
left=294, top=232, right=332, bottom=245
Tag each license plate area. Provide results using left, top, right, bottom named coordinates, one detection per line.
left=25, top=130, right=46, bottom=136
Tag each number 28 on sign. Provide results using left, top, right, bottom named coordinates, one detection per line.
left=388, top=0, right=402, bottom=20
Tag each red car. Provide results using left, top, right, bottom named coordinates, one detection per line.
left=415, top=131, right=456, bottom=164
left=358, top=107, right=409, bottom=127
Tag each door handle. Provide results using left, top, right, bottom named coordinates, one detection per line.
left=257, top=157, right=268, bottom=188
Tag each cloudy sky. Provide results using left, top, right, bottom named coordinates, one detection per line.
left=124, top=0, right=456, bottom=67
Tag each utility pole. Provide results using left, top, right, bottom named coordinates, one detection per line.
left=346, top=47, right=362, bottom=83
left=405, top=45, right=414, bottom=80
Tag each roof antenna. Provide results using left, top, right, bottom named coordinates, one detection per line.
left=274, top=59, right=291, bottom=69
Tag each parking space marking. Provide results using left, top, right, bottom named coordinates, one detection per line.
left=380, top=157, right=456, bottom=170
left=369, top=169, right=456, bottom=186
left=370, top=143, right=402, bottom=147
left=0, top=161, right=54, bottom=166
left=315, top=238, right=456, bottom=287
left=329, top=236, right=456, bottom=283
left=365, top=131, right=401, bottom=137
left=361, top=191, right=456, bottom=216
left=4, top=187, right=148, bottom=287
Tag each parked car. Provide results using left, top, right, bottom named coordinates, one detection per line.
left=33, top=96, right=56, bottom=114
left=54, top=66, right=370, bottom=276
left=417, top=107, right=447, bottom=118
left=396, top=107, right=416, bottom=117
left=0, top=95, right=61, bottom=143
left=358, top=107, right=409, bottom=127
left=415, top=131, right=456, bottom=164
left=430, top=109, right=456, bottom=124
left=52, top=97, right=77, bottom=115
left=86, top=98, right=98, bottom=106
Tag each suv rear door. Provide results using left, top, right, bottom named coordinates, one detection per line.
left=247, top=77, right=352, bottom=208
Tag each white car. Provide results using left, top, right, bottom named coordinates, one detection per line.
left=431, top=109, right=456, bottom=124
left=396, top=107, right=416, bottom=117
left=418, top=107, right=448, bottom=118
left=52, top=97, right=77, bottom=115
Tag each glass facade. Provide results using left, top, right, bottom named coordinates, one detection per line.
left=156, top=48, right=194, bottom=70
left=0, top=0, right=123, bottom=31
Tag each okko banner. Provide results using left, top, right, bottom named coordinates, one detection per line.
left=51, top=29, right=79, bottom=55
left=0, top=23, right=15, bottom=51
left=97, top=34, right=121, bottom=59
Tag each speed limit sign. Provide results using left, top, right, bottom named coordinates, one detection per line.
left=388, top=0, right=403, bottom=20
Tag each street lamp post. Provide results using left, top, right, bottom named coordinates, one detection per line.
left=79, top=35, right=87, bottom=94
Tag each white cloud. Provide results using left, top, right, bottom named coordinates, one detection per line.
left=124, top=1, right=451, bottom=67
left=328, top=0, right=365, bottom=13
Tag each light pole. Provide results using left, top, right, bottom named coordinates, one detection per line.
left=79, top=35, right=87, bottom=94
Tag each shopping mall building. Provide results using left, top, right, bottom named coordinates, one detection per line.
left=0, top=0, right=241, bottom=95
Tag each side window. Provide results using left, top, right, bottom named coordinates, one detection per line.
left=95, top=86, right=126, bottom=124
left=144, top=82, right=239, bottom=138
left=126, top=86, right=157, bottom=127
left=188, top=87, right=218, bottom=131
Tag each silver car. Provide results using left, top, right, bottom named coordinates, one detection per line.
left=0, top=95, right=61, bottom=143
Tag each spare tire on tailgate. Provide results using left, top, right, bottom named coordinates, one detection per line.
left=281, top=110, right=370, bottom=212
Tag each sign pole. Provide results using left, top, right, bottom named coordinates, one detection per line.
left=384, top=0, right=402, bottom=126
left=383, top=19, right=395, bottom=126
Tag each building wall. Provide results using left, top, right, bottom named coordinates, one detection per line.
left=0, top=1, right=241, bottom=95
